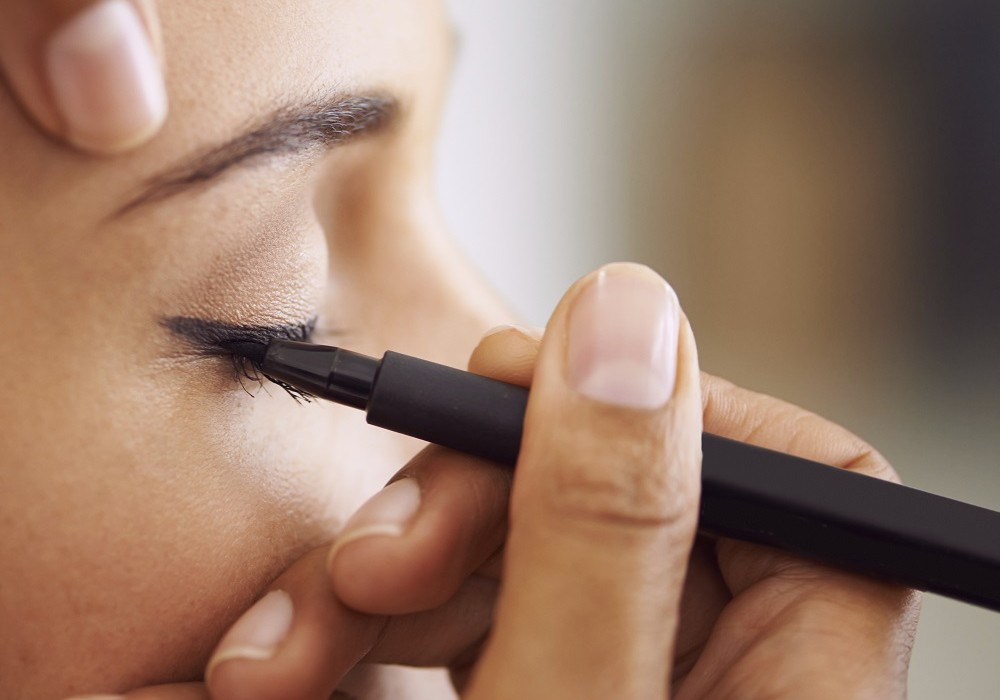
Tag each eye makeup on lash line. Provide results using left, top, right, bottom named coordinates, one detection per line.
left=163, top=316, right=319, bottom=400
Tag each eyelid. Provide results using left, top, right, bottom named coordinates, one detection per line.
left=162, top=315, right=320, bottom=402
left=162, top=316, right=317, bottom=354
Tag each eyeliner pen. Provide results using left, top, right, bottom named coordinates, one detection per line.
left=257, top=340, right=1000, bottom=613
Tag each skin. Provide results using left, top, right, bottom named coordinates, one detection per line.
left=1, top=0, right=501, bottom=695
left=0, top=0, right=165, bottom=152
left=0, top=1, right=919, bottom=698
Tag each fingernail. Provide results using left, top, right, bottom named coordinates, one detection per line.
left=206, top=590, right=293, bottom=681
left=46, top=0, right=167, bottom=153
left=568, top=264, right=680, bottom=409
left=327, top=479, right=421, bottom=566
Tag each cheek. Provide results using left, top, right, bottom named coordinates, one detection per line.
left=0, top=212, right=408, bottom=692
left=0, top=212, right=503, bottom=694
left=0, top=336, right=415, bottom=693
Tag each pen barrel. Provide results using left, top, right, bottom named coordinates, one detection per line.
left=367, top=352, right=529, bottom=466
left=701, top=435, right=1000, bottom=611
left=365, top=350, right=1000, bottom=612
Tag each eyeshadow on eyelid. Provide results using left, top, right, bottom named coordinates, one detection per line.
left=162, top=316, right=316, bottom=355
left=166, top=211, right=328, bottom=336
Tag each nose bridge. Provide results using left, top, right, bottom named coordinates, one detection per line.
left=320, top=171, right=514, bottom=367
left=372, top=202, right=516, bottom=366
left=309, top=190, right=516, bottom=484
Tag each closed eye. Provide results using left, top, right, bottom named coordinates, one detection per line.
left=162, top=315, right=318, bottom=401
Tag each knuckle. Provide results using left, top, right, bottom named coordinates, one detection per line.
left=532, top=417, right=700, bottom=531
left=786, top=412, right=902, bottom=484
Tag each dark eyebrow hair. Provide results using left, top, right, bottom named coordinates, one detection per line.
left=116, top=92, right=398, bottom=215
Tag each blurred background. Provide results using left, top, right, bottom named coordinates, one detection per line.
left=437, top=1, right=1000, bottom=697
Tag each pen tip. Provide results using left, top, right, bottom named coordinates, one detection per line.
left=220, top=340, right=268, bottom=365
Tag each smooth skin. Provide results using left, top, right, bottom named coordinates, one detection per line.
left=0, top=1, right=918, bottom=697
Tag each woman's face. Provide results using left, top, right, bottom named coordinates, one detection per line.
left=0, top=1, right=508, bottom=695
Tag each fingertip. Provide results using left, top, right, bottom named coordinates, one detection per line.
left=470, top=264, right=700, bottom=695
left=565, top=263, right=681, bottom=410
left=325, top=477, right=421, bottom=599
left=206, top=567, right=372, bottom=700
left=515, top=263, right=700, bottom=532
left=328, top=451, right=509, bottom=616
left=328, top=515, right=466, bottom=615
left=1, top=1, right=167, bottom=155
left=327, top=528, right=428, bottom=614
left=469, top=324, right=542, bottom=383
left=205, top=590, right=293, bottom=686
left=327, top=524, right=405, bottom=572
left=45, top=0, right=167, bottom=154
left=326, top=478, right=426, bottom=613
left=328, top=536, right=422, bottom=613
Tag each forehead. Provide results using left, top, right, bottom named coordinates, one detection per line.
left=157, top=0, right=448, bottom=152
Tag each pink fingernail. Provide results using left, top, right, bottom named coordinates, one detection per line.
left=568, top=264, right=680, bottom=410
left=206, top=590, right=293, bottom=680
left=327, top=479, right=421, bottom=568
left=46, top=0, right=167, bottom=153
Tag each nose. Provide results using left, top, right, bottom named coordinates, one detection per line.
left=321, top=177, right=515, bottom=370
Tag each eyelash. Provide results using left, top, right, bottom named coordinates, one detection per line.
left=163, top=316, right=319, bottom=402
left=229, top=350, right=312, bottom=403
left=225, top=322, right=318, bottom=403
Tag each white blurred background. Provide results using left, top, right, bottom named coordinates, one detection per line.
left=437, top=1, right=1000, bottom=697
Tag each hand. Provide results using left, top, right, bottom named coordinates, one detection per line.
left=74, top=263, right=919, bottom=698
left=0, top=0, right=166, bottom=153
left=200, top=262, right=699, bottom=699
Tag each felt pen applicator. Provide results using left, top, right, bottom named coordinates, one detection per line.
left=240, top=339, right=1000, bottom=613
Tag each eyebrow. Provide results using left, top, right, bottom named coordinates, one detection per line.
left=116, top=92, right=398, bottom=215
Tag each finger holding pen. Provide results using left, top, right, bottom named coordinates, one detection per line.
left=200, top=263, right=699, bottom=700
left=466, top=262, right=701, bottom=698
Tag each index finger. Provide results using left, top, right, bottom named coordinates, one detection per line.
left=0, top=0, right=166, bottom=153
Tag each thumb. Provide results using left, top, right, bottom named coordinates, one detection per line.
left=0, top=0, right=166, bottom=153
left=467, top=263, right=702, bottom=699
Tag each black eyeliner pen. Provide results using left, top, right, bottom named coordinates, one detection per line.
left=260, top=340, right=1000, bottom=613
